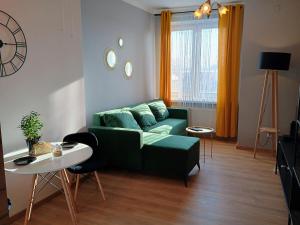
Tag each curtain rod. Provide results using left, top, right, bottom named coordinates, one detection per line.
left=154, top=9, right=218, bottom=17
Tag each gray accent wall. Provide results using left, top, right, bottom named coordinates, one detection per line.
left=238, top=0, right=300, bottom=148
left=81, top=0, right=156, bottom=126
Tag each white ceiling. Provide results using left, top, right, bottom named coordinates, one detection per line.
left=122, top=0, right=240, bottom=14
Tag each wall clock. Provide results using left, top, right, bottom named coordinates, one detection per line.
left=0, top=10, right=27, bottom=77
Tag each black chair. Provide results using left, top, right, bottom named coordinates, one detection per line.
left=63, top=132, right=105, bottom=202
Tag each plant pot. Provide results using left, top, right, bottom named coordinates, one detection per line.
left=26, top=137, right=40, bottom=156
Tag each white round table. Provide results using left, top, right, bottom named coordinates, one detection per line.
left=186, top=126, right=215, bottom=163
left=4, top=143, right=92, bottom=225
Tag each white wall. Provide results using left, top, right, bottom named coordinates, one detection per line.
left=0, top=0, right=85, bottom=215
left=81, top=0, right=156, bottom=126
left=238, top=0, right=300, bottom=148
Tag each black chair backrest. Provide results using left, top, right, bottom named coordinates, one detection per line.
left=63, top=132, right=99, bottom=154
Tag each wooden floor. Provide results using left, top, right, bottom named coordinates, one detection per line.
left=13, top=141, right=287, bottom=225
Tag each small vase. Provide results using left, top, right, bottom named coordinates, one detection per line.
left=26, top=137, right=40, bottom=156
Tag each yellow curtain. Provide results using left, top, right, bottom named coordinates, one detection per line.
left=159, top=11, right=172, bottom=107
left=216, top=5, right=244, bottom=138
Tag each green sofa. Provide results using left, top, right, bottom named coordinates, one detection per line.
left=89, top=100, right=200, bottom=185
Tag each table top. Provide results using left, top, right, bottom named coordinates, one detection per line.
left=4, top=143, right=92, bottom=175
left=186, top=126, right=215, bottom=134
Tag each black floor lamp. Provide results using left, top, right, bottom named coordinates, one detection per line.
left=254, top=52, right=291, bottom=158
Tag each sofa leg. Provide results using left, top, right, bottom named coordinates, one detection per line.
left=184, top=175, right=188, bottom=187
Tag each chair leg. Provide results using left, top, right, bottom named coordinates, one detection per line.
left=74, top=174, right=80, bottom=202
left=94, top=171, right=106, bottom=200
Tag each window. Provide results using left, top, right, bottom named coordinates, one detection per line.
left=171, top=15, right=218, bottom=108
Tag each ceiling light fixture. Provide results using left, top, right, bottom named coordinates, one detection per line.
left=194, top=0, right=229, bottom=19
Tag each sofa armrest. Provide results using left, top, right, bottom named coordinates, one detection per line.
left=89, top=126, right=143, bottom=149
left=167, top=108, right=188, bottom=120
left=88, top=126, right=143, bottom=170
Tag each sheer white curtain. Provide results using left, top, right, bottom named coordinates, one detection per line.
left=171, top=13, right=218, bottom=108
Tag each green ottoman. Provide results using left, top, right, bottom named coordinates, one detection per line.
left=142, top=133, right=200, bottom=186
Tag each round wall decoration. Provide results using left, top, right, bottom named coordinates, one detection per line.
left=124, top=61, right=133, bottom=78
left=118, top=38, right=124, bottom=48
left=105, top=49, right=117, bottom=69
left=0, top=10, right=27, bottom=77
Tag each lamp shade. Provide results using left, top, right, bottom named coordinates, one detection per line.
left=259, top=52, right=291, bottom=71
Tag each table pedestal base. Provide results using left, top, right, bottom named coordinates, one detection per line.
left=24, top=170, right=78, bottom=225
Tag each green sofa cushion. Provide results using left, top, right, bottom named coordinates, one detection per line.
left=148, top=100, right=169, bottom=121
left=103, top=111, right=141, bottom=130
left=95, top=109, right=123, bottom=126
left=143, top=132, right=198, bottom=150
left=130, top=104, right=157, bottom=128
left=143, top=118, right=187, bottom=135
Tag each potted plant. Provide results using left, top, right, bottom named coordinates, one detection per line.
left=19, top=111, right=43, bottom=155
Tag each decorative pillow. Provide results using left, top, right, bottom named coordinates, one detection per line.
left=103, top=111, right=141, bottom=130
left=148, top=100, right=169, bottom=121
left=130, top=104, right=157, bottom=127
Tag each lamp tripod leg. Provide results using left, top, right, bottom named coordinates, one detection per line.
left=254, top=70, right=269, bottom=158
left=272, top=71, right=279, bottom=157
